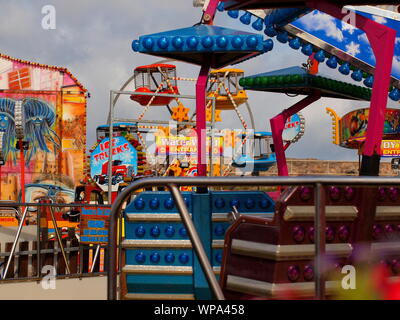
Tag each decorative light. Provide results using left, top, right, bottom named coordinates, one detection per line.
left=150, top=225, right=161, bottom=238
left=214, top=198, right=225, bottom=209
left=339, top=63, right=351, bottom=75
left=314, top=50, right=326, bottom=62
left=326, top=226, right=335, bottom=243
left=363, top=75, right=374, bottom=88
left=338, top=225, right=350, bottom=242
left=134, top=198, right=145, bottom=210
left=259, top=199, right=270, bottom=209
left=326, top=56, right=338, bottom=69
left=377, top=188, right=386, bottom=201
left=150, top=252, right=161, bottom=263
left=230, top=199, right=240, bottom=208
left=299, top=186, right=312, bottom=201
left=165, top=252, right=175, bottom=264
left=216, top=36, right=228, bottom=48
left=293, top=226, right=305, bottom=243
left=388, top=187, right=399, bottom=201
left=309, top=227, right=315, bottom=243
left=252, top=18, right=264, bottom=31
left=289, top=37, right=301, bottom=50
left=214, top=224, right=225, bottom=237
left=179, top=253, right=190, bottom=264
left=142, top=37, right=154, bottom=49
left=165, top=226, right=175, bottom=238
left=135, top=225, right=146, bottom=238
left=351, top=69, right=363, bottom=82
left=245, top=198, right=255, bottom=209
left=187, top=36, right=199, bottom=49
left=149, top=198, right=160, bottom=209
left=135, top=252, right=146, bottom=264
left=287, top=265, right=301, bottom=282
left=201, top=36, right=214, bottom=48
left=329, top=186, right=341, bottom=201
left=389, top=88, right=400, bottom=101
left=240, top=12, right=252, bottom=25
left=164, top=198, right=174, bottom=209
left=301, top=44, right=313, bottom=56
left=344, top=186, right=355, bottom=201
left=215, top=252, right=223, bottom=264
left=264, top=26, right=277, bottom=37
left=179, top=227, right=187, bottom=237
left=372, top=224, right=383, bottom=240
left=157, top=37, right=169, bottom=49
left=304, top=265, right=314, bottom=281
left=227, top=10, right=239, bottom=19
left=392, top=259, right=400, bottom=275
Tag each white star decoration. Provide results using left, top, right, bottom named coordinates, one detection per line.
left=346, top=41, right=361, bottom=56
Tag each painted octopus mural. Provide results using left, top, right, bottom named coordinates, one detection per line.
left=0, top=97, right=60, bottom=164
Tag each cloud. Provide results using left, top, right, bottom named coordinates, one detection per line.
left=341, top=21, right=356, bottom=35
left=299, top=11, right=344, bottom=42
left=358, top=33, right=369, bottom=45
left=393, top=56, right=400, bottom=73
left=345, top=41, right=361, bottom=56
left=372, top=15, right=388, bottom=24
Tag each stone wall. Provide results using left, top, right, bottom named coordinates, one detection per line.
left=262, top=159, right=394, bottom=176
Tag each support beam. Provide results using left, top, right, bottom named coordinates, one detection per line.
left=196, top=62, right=211, bottom=177
left=270, top=91, right=321, bottom=176
left=196, top=0, right=219, bottom=177
left=306, top=1, right=396, bottom=176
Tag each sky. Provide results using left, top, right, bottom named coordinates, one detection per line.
left=0, top=0, right=398, bottom=162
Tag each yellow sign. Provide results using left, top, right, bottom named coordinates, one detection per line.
left=381, top=140, right=400, bottom=157
left=156, top=136, right=223, bottom=157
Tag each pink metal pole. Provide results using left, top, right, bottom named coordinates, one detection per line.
left=271, top=91, right=321, bottom=176
left=195, top=0, right=219, bottom=177
left=203, top=0, right=220, bottom=23
left=196, top=63, right=211, bottom=177
left=307, top=1, right=396, bottom=175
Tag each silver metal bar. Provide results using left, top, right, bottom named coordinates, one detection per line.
left=244, top=101, right=256, bottom=132
left=113, top=118, right=214, bottom=127
left=107, top=74, right=136, bottom=124
left=0, top=202, right=111, bottom=208
left=167, top=184, right=225, bottom=300
left=108, top=91, right=115, bottom=203
left=0, top=247, right=80, bottom=257
left=90, top=245, right=101, bottom=273
left=2, top=207, right=28, bottom=279
left=210, top=97, right=216, bottom=177
left=36, top=212, right=41, bottom=277
left=112, top=90, right=215, bottom=101
left=79, top=245, right=84, bottom=275
left=315, top=183, right=326, bottom=300
left=49, top=206, right=71, bottom=274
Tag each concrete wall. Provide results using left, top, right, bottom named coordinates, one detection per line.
left=263, top=159, right=394, bottom=176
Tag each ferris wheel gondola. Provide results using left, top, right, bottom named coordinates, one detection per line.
left=130, top=63, right=179, bottom=106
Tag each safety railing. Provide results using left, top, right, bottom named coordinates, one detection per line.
left=107, top=175, right=400, bottom=300
left=0, top=201, right=111, bottom=282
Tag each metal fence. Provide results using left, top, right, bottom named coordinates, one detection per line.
left=107, top=175, right=400, bottom=300
left=0, top=201, right=110, bottom=282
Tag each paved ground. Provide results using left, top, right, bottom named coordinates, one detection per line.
left=0, top=275, right=107, bottom=300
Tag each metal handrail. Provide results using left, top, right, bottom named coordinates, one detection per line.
left=107, top=175, right=400, bottom=300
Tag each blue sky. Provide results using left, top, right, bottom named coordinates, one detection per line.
left=0, top=1, right=398, bottom=161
